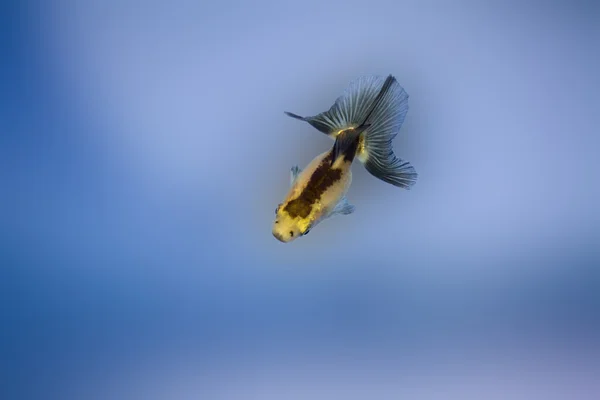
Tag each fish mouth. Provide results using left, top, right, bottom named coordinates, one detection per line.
left=272, top=231, right=287, bottom=243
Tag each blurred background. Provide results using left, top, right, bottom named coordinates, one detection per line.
left=1, top=0, right=599, bottom=398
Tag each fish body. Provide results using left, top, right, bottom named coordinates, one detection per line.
left=273, top=74, right=417, bottom=243
left=272, top=131, right=358, bottom=243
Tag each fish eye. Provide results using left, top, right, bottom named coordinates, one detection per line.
left=289, top=231, right=294, bottom=237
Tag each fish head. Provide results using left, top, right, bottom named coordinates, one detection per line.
left=272, top=203, right=309, bottom=243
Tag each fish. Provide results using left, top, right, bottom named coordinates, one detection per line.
left=272, top=74, right=417, bottom=243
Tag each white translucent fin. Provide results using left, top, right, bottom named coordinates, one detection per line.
left=359, top=76, right=417, bottom=189
left=364, top=156, right=417, bottom=189
left=284, top=75, right=395, bottom=135
left=330, top=75, right=396, bottom=164
left=290, top=165, right=302, bottom=186
left=329, top=196, right=355, bottom=217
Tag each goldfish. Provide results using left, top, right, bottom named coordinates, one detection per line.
left=272, top=74, right=417, bottom=243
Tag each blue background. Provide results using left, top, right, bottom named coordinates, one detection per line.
left=1, top=1, right=599, bottom=398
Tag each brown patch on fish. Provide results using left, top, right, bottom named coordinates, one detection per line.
left=339, top=128, right=361, bottom=163
left=284, top=152, right=342, bottom=219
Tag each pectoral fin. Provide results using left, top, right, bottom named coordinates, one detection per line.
left=328, top=196, right=355, bottom=218
left=290, top=165, right=302, bottom=186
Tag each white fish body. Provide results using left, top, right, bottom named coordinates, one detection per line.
left=272, top=149, right=354, bottom=243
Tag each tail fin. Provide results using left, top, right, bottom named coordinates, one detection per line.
left=329, top=75, right=397, bottom=164
left=356, top=75, right=417, bottom=189
left=283, top=111, right=333, bottom=136
left=284, top=75, right=396, bottom=137
left=285, top=75, right=417, bottom=189
left=357, top=75, right=397, bottom=127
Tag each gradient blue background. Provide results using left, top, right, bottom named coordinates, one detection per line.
left=1, top=1, right=599, bottom=398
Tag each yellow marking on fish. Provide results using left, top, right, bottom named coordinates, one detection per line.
left=335, top=125, right=357, bottom=137
left=357, top=134, right=368, bottom=162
